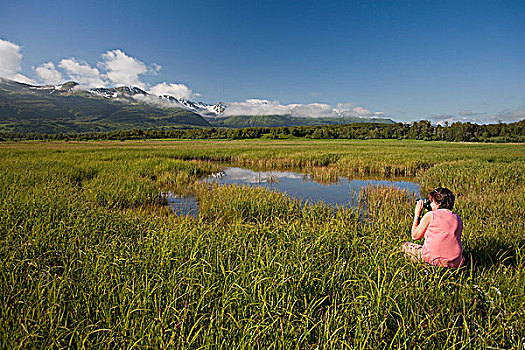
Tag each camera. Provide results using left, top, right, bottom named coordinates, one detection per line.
left=420, top=198, right=432, bottom=211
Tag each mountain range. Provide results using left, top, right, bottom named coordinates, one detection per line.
left=0, top=78, right=394, bottom=134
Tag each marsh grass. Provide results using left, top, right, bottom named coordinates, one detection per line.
left=0, top=139, right=524, bottom=348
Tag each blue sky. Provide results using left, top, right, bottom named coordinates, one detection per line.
left=0, top=0, right=524, bottom=122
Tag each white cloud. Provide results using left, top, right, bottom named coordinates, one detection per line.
left=58, top=58, right=106, bottom=87
left=34, top=62, right=64, bottom=84
left=428, top=113, right=452, bottom=125
left=488, top=108, right=525, bottom=122
left=38, top=49, right=165, bottom=90
left=0, top=39, right=395, bottom=120
left=99, top=49, right=149, bottom=88
left=149, top=82, right=193, bottom=100
left=334, top=102, right=354, bottom=112
left=151, top=63, right=162, bottom=73
left=335, top=103, right=385, bottom=118
left=131, top=93, right=200, bottom=111
left=435, top=117, right=455, bottom=126
left=430, top=113, right=486, bottom=125
left=225, top=99, right=291, bottom=116
left=458, top=109, right=477, bottom=117
left=459, top=109, right=490, bottom=119
left=0, top=39, right=21, bottom=77
left=222, top=99, right=383, bottom=118
left=23, top=46, right=198, bottom=98
left=429, top=107, right=524, bottom=125
left=290, top=103, right=336, bottom=117
left=0, top=38, right=35, bottom=84
left=347, top=107, right=372, bottom=117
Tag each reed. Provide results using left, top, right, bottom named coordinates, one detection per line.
left=0, top=139, right=523, bottom=348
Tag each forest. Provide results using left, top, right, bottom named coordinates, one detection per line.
left=2, top=119, right=524, bottom=142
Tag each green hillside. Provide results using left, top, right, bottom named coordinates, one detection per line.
left=0, top=79, right=396, bottom=134
left=0, top=79, right=210, bottom=134
left=207, top=114, right=395, bottom=128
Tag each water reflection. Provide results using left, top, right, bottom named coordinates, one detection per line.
left=166, top=167, right=420, bottom=217
left=162, top=192, right=199, bottom=217
left=204, top=167, right=420, bottom=208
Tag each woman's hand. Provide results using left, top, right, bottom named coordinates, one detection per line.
left=411, top=200, right=432, bottom=240
left=414, top=200, right=424, bottom=218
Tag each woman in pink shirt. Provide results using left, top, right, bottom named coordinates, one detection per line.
left=402, top=187, right=465, bottom=268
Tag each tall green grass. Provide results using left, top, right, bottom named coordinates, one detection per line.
left=0, top=139, right=523, bottom=348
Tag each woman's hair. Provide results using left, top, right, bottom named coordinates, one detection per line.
left=429, top=187, right=455, bottom=210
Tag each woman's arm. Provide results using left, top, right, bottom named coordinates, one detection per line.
left=412, top=211, right=432, bottom=240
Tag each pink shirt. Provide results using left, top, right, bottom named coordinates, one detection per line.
left=421, top=209, right=464, bottom=268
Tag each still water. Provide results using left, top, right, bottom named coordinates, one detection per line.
left=166, top=167, right=420, bottom=217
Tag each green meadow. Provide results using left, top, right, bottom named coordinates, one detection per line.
left=1, top=139, right=524, bottom=349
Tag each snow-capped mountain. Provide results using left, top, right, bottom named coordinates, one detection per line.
left=88, top=86, right=148, bottom=98
left=23, top=80, right=225, bottom=116
left=28, top=81, right=80, bottom=93
left=0, top=78, right=212, bottom=134
left=11, top=80, right=392, bottom=122
left=0, top=78, right=395, bottom=134
left=158, top=95, right=226, bottom=116
left=47, top=81, right=226, bottom=117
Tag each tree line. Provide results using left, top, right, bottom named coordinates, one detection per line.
left=1, top=119, right=524, bottom=142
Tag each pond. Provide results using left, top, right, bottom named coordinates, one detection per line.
left=165, top=167, right=420, bottom=217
